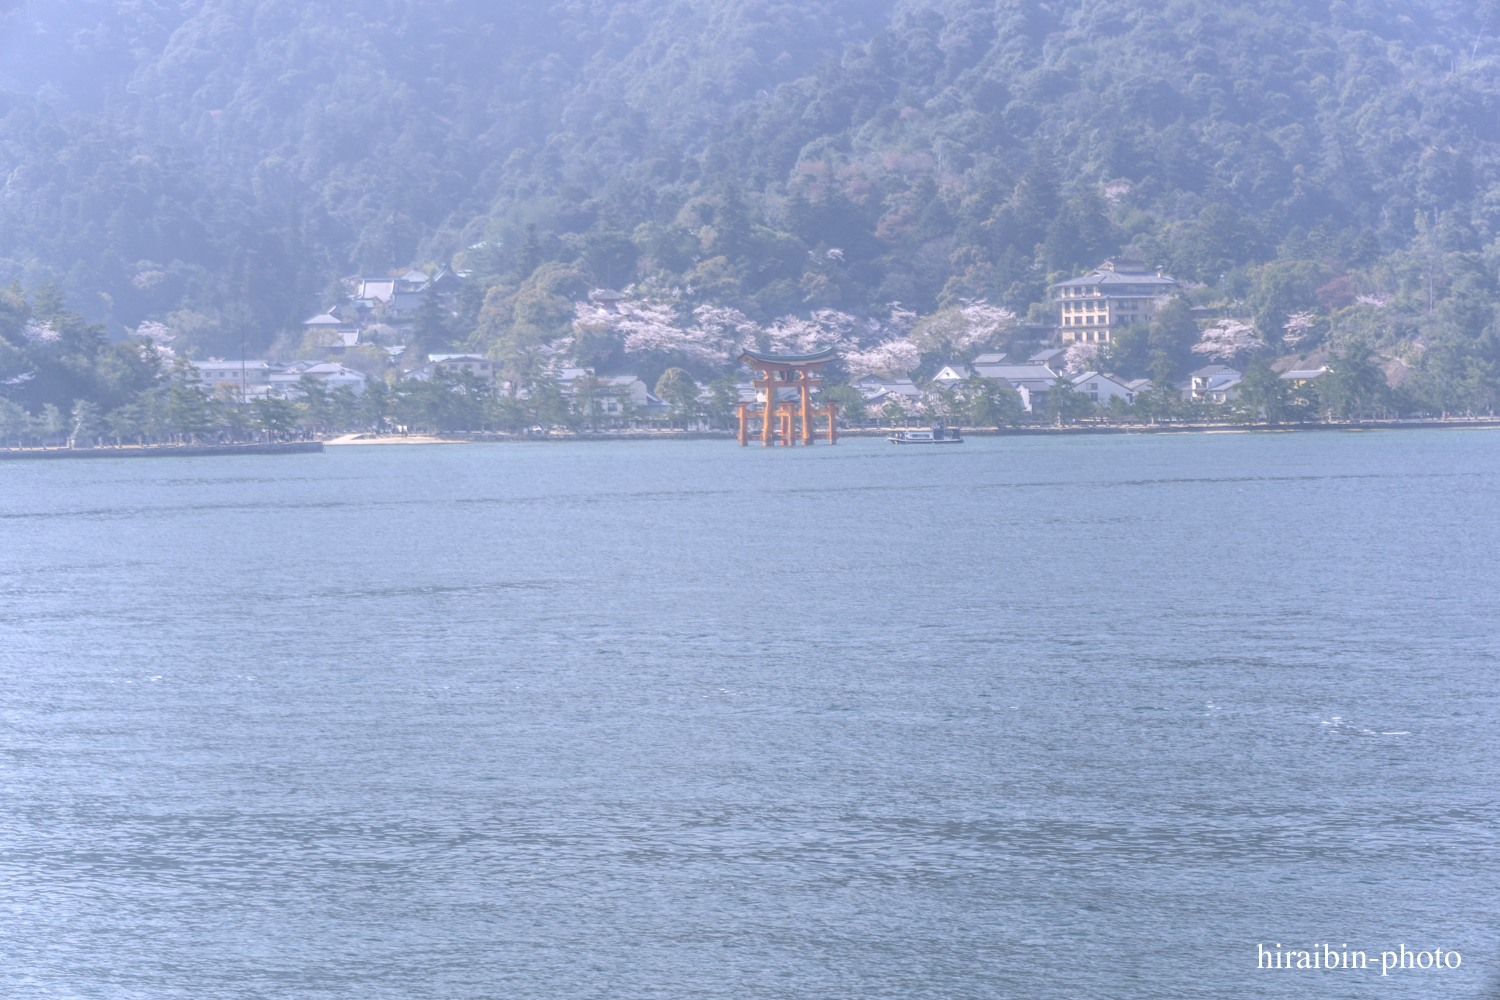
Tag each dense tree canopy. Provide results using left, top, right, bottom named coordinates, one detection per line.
left=1, top=0, right=1499, bottom=408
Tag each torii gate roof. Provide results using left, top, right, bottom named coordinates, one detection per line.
left=739, top=346, right=838, bottom=365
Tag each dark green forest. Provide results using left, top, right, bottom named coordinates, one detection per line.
left=3, top=0, right=1500, bottom=419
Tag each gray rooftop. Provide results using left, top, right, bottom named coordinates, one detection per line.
left=971, top=363, right=1059, bottom=381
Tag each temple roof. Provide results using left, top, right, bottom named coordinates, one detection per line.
left=739, top=346, right=838, bottom=364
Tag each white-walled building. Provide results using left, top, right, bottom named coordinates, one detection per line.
left=403, top=354, right=496, bottom=384
left=933, top=362, right=1059, bottom=386
left=267, top=361, right=368, bottom=397
left=189, top=360, right=274, bottom=391
left=1069, top=371, right=1138, bottom=405
left=1180, top=365, right=1243, bottom=403
left=555, top=368, right=668, bottom=424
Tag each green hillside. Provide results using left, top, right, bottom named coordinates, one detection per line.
left=2, top=0, right=1499, bottom=416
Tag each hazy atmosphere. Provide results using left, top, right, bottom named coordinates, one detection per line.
left=2, top=0, right=1500, bottom=423
left=3, top=2, right=1498, bottom=997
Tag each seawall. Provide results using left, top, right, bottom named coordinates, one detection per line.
left=0, top=442, right=324, bottom=461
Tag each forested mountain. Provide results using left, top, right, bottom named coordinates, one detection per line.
left=2, top=0, right=1499, bottom=412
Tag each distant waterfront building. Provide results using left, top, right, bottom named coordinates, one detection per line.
left=189, top=360, right=274, bottom=391
left=554, top=368, right=667, bottom=425
left=1069, top=371, right=1138, bottom=406
left=848, top=372, right=923, bottom=411
left=1012, top=380, right=1052, bottom=413
left=1053, top=258, right=1178, bottom=345
left=932, top=361, right=1058, bottom=386
left=1179, top=365, right=1243, bottom=403
left=402, top=354, right=496, bottom=384
left=268, top=361, right=368, bottom=397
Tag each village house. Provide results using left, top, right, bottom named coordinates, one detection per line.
left=402, top=354, right=496, bottom=384
left=1070, top=371, right=1138, bottom=405
left=189, top=359, right=275, bottom=391
left=850, top=372, right=922, bottom=396
left=1053, top=258, right=1178, bottom=346
left=301, top=310, right=360, bottom=350
left=1180, top=365, right=1243, bottom=403
left=932, top=361, right=1059, bottom=386
left=348, top=265, right=466, bottom=332
left=1013, top=380, right=1051, bottom=414
left=186, top=359, right=366, bottom=397
left=267, top=361, right=368, bottom=397
left=555, top=368, right=667, bottom=426
left=849, top=372, right=923, bottom=412
left=924, top=357, right=1062, bottom=413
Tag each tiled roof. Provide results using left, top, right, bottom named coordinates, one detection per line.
left=1054, top=272, right=1177, bottom=288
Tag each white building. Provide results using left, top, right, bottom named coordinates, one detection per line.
left=1180, top=365, right=1243, bottom=402
left=264, top=361, right=368, bottom=397
left=189, top=360, right=274, bottom=391
left=1069, top=371, right=1138, bottom=406
left=1013, top=381, right=1051, bottom=413
left=933, top=362, right=1059, bottom=386
left=849, top=372, right=923, bottom=414
left=402, top=354, right=496, bottom=384
left=556, top=369, right=667, bottom=425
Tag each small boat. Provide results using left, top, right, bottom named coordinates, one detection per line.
left=888, top=421, right=963, bottom=444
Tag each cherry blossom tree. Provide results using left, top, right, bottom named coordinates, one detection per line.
left=844, top=340, right=921, bottom=376
left=835, top=304, right=923, bottom=376
left=134, top=320, right=176, bottom=358
left=808, top=309, right=861, bottom=344
left=1282, top=311, right=1316, bottom=347
left=614, top=301, right=686, bottom=353
left=764, top=315, right=826, bottom=355
left=885, top=303, right=918, bottom=337
left=1062, top=342, right=1098, bottom=373
left=910, top=299, right=1016, bottom=356
left=691, top=305, right=759, bottom=343
left=135, top=320, right=174, bottom=343
left=958, top=299, right=1017, bottom=342
left=1192, top=318, right=1264, bottom=361
left=23, top=319, right=59, bottom=343
left=687, top=304, right=759, bottom=365
left=573, top=295, right=755, bottom=369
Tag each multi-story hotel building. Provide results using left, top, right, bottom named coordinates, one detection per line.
left=1054, top=258, right=1178, bottom=344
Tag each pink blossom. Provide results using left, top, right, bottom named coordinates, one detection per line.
left=23, top=320, right=59, bottom=343
left=1192, top=319, right=1264, bottom=360
left=844, top=340, right=921, bottom=375
left=1282, top=311, right=1315, bottom=347
left=1062, top=342, right=1097, bottom=372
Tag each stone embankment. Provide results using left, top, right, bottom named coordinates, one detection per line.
left=0, top=442, right=323, bottom=460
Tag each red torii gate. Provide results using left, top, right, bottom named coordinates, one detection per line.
left=736, top=347, right=838, bottom=446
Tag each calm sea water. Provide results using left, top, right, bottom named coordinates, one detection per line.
left=2, top=431, right=1497, bottom=999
